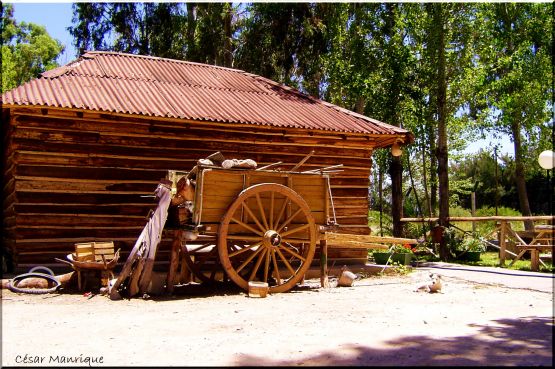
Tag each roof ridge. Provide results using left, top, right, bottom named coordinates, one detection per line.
left=84, top=51, right=251, bottom=75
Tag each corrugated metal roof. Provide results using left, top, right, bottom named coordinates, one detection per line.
left=2, top=51, right=409, bottom=136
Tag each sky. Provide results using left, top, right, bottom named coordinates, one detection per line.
left=6, top=1, right=515, bottom=158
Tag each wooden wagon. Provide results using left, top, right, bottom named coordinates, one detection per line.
left=166, top=161, right=338, bottom=293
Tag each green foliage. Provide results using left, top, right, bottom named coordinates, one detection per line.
left=1, top=4, right=63, bottom=92
left=368, top=210, right=393, bottom=237
left=68, top=3, right=236, bottom=65
left=455, top=252, right=553, bottom=273
left=459, top=237, right=487, bottom=253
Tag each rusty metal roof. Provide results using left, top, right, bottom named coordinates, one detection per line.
left=2, top=51, right=409, bottom=136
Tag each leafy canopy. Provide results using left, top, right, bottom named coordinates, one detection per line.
left=1, top=3, right=64, bottom=92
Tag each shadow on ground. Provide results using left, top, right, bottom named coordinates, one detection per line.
left=234, top=317, right=554, bottom=366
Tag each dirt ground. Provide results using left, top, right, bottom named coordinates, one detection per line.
left=1, top=268, right=553, bottom=367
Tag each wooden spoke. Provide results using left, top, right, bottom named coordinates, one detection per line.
left=271, top=249, right=281, bottom=284
left=218, top=183, right=316, bottom=293
left=280, top=224, right=310, bottom=238
left=276, top=208, right=303, bottom=233
left=231, top=217, right=264, bottom=236
left=226, top=235, right=262, bottom=242
left=187, top=242, right=214, bottom=254
left=228, top=241, right=262, bottom=258
left=275, top=247, right=296, bottom=275
left=273, top=198, right=289, bottom=232
left=256, top=193, right=269, bottom=230
left=278, top=244, right=306, bottom=262
left=269, top=191, right=275, bottom=229
left=263, top=247, right=271, bottom=283
left=248, top=248, right=267, bottom=281
left=241, top=203, right=266, bottom=234
left=236, top=246, right=265, bottom=274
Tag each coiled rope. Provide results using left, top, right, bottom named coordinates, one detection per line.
left=7, top=266, right=61, bottom=294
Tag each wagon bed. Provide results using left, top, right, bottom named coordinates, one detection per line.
left=168, top=164, right=336, bottom=293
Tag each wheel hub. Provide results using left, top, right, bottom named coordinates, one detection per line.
left=263, top=230, right=281, bottom=248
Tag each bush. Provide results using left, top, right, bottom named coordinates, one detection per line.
left=459, top=236, right=486, bottom=253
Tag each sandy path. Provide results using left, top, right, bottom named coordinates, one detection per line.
left=1, top=269, right=553, bottom=366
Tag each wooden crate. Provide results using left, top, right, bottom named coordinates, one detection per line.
left=74, top=241, right=115, bottom=262
left=74, top=242, right=95, bottom=262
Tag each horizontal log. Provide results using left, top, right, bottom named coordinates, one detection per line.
left=14, top=203, right=154, bottom=216
left=12, top=137, right=372, bottom=170
left=325, top=233, right=419, bottom=245
left=12, top=137, right=373, bottom=170
left=15, top=178, right=158, bottom=194
left=401, top=216, right=554, bottom=222
left=14, top=164, right=166, bottom=181
left=14, top=191, right=158, bottom=205
left=13, top=151, right=372, bottom=177
left=13, top=112, right=380, bottom=150
left=12, top=214, right=145, bottom=227
left=326, top=242, right=389, bottom=250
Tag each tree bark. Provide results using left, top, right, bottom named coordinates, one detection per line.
left=511, top=120, right=535, bottom=231
left=223, top=3, right=233, bottom=68
left=433, top=3, right=451, bottom=260
left=186, top=3, right=197, bottom=61
left=390, top=156, right=404, bottom=237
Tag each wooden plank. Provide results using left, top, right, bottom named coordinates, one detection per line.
left=13, top=115, right=378, bottom=152
left=326, top=242, right=389, bottom=250
left=325, top=233, right=418, bottom=245
left=401, top=216, right=555, bottom=222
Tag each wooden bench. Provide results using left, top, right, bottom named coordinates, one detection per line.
left=510, top=225, right=554, bottom=271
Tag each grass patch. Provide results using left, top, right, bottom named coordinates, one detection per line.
left=415, top=251, right=554, bottom=273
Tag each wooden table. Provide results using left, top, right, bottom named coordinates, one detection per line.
left=509, top=225, right=554, bottom=271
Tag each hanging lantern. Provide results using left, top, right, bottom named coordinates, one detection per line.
left=391, top=140, right=403, bottom=157
left=538, top=150, right=554, bottom=170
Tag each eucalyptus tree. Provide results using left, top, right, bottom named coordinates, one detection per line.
left=234, top=2, right=336, bottom=95
left=1, top=3, right=64, bottom=92
left=467, top=3, right=552, bottom=230
left=68, top=2, right=237, bottom=66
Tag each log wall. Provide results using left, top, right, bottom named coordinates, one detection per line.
left=2, top=106, right=378, bottom=269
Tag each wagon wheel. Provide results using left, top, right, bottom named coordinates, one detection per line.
left=218, top=183, right=316, bottom=293
left=181, top=240, right=230, bottom=285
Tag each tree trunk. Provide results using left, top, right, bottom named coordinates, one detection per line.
left=186, top=3, right=197, bottom=61
left=378, top=165, right=384, bottom=237
left=428, top=122, right=438, bottom=216
left=433, top=3, right=451, bottom=261
left=511, top=120, right=535, bottom=231
left=223, top=3, right=233, bottom=68
left=422, top=138, right=432, bottom=217
left=355, top=96, right=365, bottom=114
left=390, top=156, right=404, bottom=237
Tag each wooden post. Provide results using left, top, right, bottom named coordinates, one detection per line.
left=530, top=249, right=540, bottom=272
left=178, top=253, right=192, bottom=284
left=498, top=221, right=506, bottom=265
left=320, top=239, right=330, bottom=288
left=471, top=192, right=476, bottom=233
left=166, top=229, right=184, bottom=294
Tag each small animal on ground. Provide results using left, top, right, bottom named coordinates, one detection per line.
left=414, top=273, right=442, bottom=293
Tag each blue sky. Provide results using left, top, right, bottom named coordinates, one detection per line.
left=10, top=2, right=77, bottom=65
left=7, top=1, right=514, bottom=157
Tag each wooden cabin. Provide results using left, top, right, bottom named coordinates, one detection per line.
left=1, top=51, right=413, bottom=271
